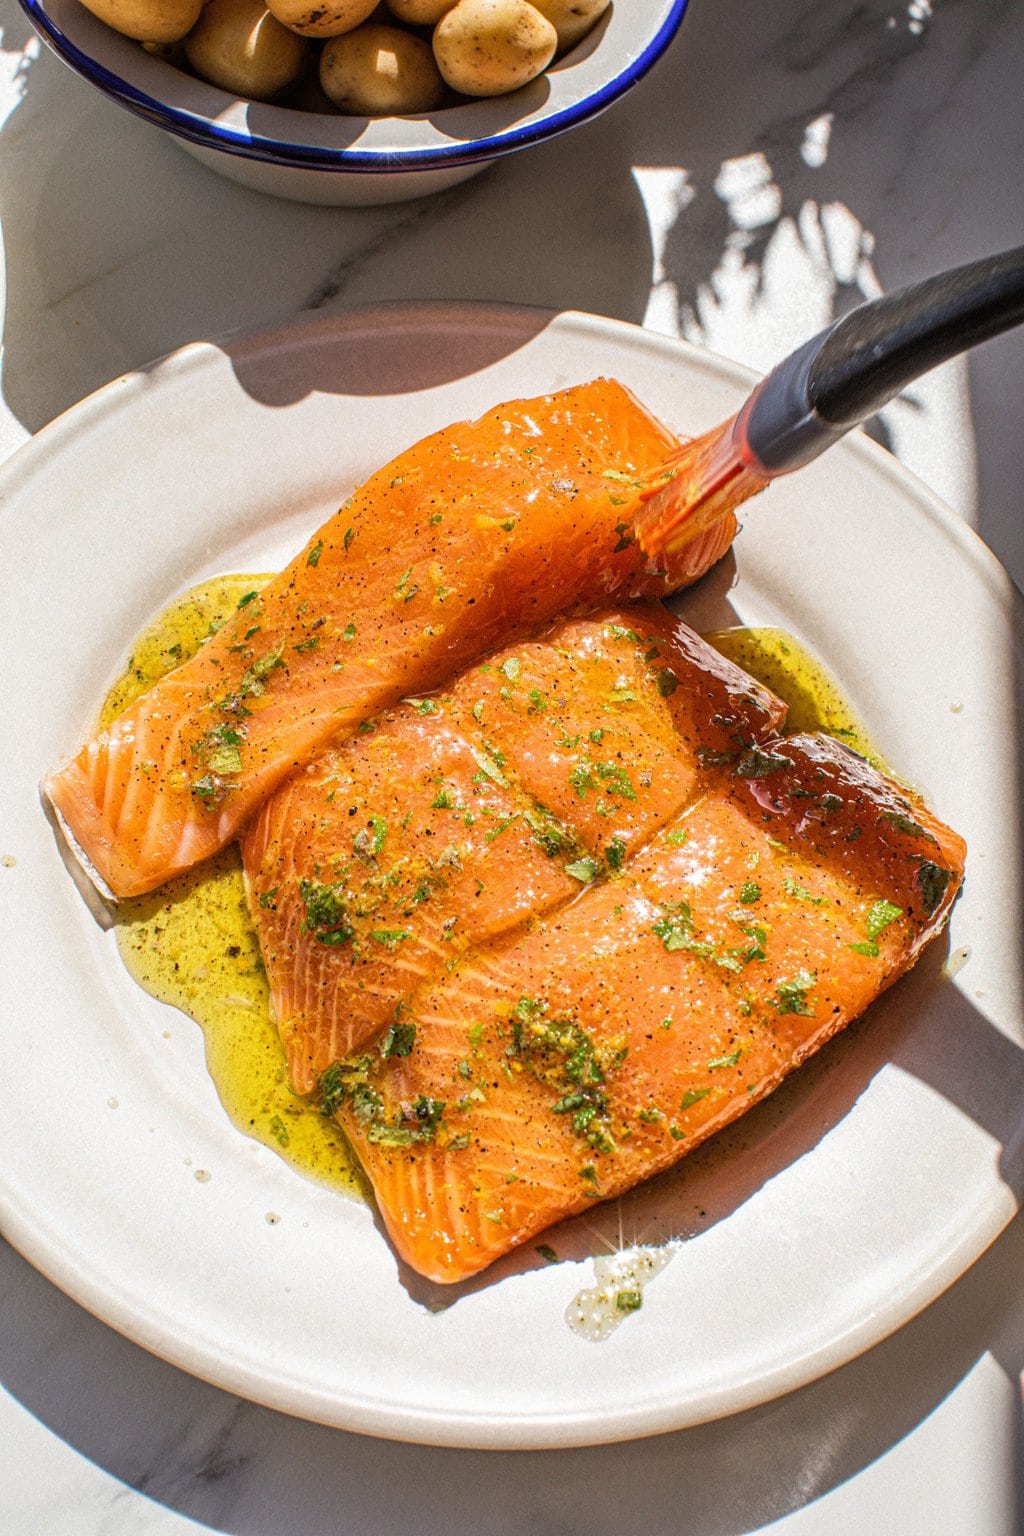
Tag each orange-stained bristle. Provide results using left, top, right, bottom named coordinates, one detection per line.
left=636, top=417, right=771, bottom=565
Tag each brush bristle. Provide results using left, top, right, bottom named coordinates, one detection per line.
left=635, top=418, right=770, bottom=568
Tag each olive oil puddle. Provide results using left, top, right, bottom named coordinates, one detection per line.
left=104, top=574, right=362, bottom=1198
left=105, top=580, right=877, bottom=1213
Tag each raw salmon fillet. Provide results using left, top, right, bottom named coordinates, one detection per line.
left=46, top=381, right=737, bottom=898
left=242, top=606, right=787, bottom=1093
left=335, top=728, right=964, bottom=1282
left=248, top=611, right=965, bottom=1283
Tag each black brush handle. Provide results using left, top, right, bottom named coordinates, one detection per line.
left=740, top=245, right=1024, bottom=473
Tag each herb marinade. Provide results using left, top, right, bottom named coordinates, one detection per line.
left=107, top=576, right=882, bottom=1207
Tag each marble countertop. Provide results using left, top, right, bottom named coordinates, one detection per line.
left=1, top=0, right=1022, bottom=1530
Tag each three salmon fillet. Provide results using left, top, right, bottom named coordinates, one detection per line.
left=46, top=380, right=966, bottom=1282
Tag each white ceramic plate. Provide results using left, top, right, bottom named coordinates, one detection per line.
left=1, top=304, right=1021, bottom=1449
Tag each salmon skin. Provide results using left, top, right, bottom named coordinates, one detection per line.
left=242, top=606, right=787, bottom=1094
left=251, top=613, right=965, bottom=1284
left=46, top=380, right=737, bottom=899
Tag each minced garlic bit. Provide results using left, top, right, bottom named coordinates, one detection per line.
left=566, top=1243, right=678, bottom=1341
left=942, top=945, right=971, bottom=980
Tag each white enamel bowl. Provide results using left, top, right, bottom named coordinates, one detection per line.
left=18, top=0, right=688, bottom=205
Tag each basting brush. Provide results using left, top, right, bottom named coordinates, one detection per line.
left=635, top=244, right=1024, bottom=565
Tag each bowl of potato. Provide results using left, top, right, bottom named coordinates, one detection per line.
left=20, top=0, right=689, bottom=204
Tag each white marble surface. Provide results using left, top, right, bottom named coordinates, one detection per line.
left=1, top=0, right=1023, bottom=1529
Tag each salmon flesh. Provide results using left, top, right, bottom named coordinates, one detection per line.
left=243, top=610, right=965, bottom=1284
left=45, top=381, right=736, bottom=899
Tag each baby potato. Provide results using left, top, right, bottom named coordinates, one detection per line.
left=320, top=23, right=444, bottom=114
left=384, top=0, right=453, bottom=23
left=266, top=0, right=378, bottom=40
left=432, top=0, right=557, bottom=98
left=78, top=0, right=203, bottom=45
left=185, top=0, right=308, bottom=98
left=530, top=0, right=609, bottom=52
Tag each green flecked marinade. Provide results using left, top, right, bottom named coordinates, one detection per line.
left=103, top=579, right=875, bottom=1203
left=105, top=575, right=364, bottom=1199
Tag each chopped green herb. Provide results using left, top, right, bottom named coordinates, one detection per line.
left=734, top=747, right=793, bottom=778
left=596, top=761, right=637, bottom=801
left=190, top=772, right=229, bottom=805
left=679, top=1087, right=711, bottom=1110
left=237, top=644, right=286, bottom=700
left=738, top=880, right=761, bottom=904
left=866, top=898, right=903, bottom=940
left=605, top=836, right=626, bottom=871
left=881, top=808, right=934, bottom=842
left=380, top=1020, right=416, bottom=1058
left=655, top=668, right=679, bottom=697
left=343, top=526, right=355, bottom=550
left=393, top=568, right=419, bottom=603
left=784, top=876, right=825, bottom=905
left=775, top=970, right=816, bottom=1016
left=508, top=999, right=622, bottom=1154
left=652, top=905, right=714, bottom=958
left=565, top=856, right=600, bottom=883
left=318, top=1061, right=355, bottom=1117
left=500, top=656, right=521, bottom=683
left=569, top=763, right=595, bottom=796
left=299, top=880, right=353, bottom=946
left=368, top=928, right=413, bottom=949
left=666, top=828, right=688, bottom=846
left=616, top=1290, right=643, bottom=1313
left=236, top=590, right=260, bottom=609
left=916, top=861, right=951, bottom=915
left=306, top=540, right=324, bottom=568
left=536, top=1243, right=558, bottom=1264
left=268, top=1114, right=289, bottom=1147
left=708, top=1048, right=742, bottom=1070
left=470, top=744, right=509, bottom=788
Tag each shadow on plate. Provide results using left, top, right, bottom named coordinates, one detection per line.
left=218, top=301, right=562, bottom=408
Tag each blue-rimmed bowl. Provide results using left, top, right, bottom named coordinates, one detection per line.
left=19, top=0, right=688, bottom=205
